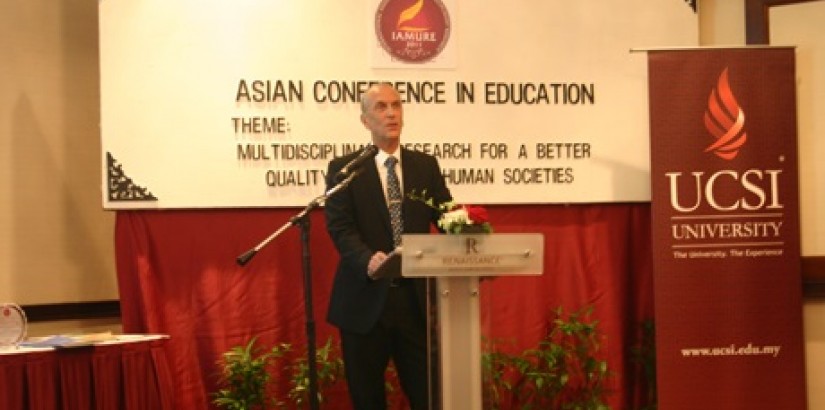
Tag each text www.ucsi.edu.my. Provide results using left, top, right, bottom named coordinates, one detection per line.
left=681, top=343, right=781, bottom=358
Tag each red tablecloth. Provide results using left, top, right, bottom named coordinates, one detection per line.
left=0, top=337, right=174, bottom=410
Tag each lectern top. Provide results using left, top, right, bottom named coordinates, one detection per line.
left=400, top=233, right=544, bottom=278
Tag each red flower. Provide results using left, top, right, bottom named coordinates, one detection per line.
left=464, top=205, right=489, bottom=224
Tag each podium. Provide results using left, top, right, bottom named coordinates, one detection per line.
left=401, top=233, right=544, bottom=410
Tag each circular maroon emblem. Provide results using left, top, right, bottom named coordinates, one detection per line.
left=375, top=0, right=451, bottom=64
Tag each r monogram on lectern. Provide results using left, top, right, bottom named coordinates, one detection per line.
left=465, top=238, right=479, bottom=254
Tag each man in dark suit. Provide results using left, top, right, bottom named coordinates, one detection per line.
left=324, top=83, right=451, bottom=409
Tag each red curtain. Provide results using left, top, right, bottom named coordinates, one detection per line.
left=115, top=204, right=653, bottom=409
left=0, top=340, right=173, bottom=409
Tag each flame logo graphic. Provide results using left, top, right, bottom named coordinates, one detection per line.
left=703, top=68, right=747, bottom=160
left=397, top=0, right=430, bottom=31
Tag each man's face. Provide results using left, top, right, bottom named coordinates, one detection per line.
left=361, top=86, right=403, bottom=142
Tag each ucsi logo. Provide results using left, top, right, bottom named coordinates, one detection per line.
left=666, top=67, right=785, bottom=213
left=704, top=68, right=747, bottom=160
left=666, top=170, right=783, bottom=212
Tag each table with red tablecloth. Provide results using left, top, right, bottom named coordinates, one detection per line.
left=0, top=335, right=173, bottom=409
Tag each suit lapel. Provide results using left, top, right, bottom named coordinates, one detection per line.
left=400, top=148, right=425, bottom=232
left=400, top=148, right=426, bottom=199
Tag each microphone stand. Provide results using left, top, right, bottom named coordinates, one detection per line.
left=236, top=168, right=364, bottom=410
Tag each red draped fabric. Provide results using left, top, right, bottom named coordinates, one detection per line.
left=0, top=351, right=58, bottom=409
left=0, top=340, right=173, bottom=409
left=115, top=204, right=654, bottom=409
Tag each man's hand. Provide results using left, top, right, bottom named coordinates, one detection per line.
left=367, top=251, right=389, bottom=279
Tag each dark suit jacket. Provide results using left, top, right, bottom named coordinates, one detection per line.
left=325, top=147, right=452, bottom=334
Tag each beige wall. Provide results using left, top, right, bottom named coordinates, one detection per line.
left=1, top=0, right=821, bottom=406
left=0, top=0, right=118, bottom=305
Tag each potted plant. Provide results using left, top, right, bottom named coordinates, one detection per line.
left=213, top=337, right=290, bottom=410
left=287, top=337, right=345, bottom=408
left=483, top=306, right=611, bottom=410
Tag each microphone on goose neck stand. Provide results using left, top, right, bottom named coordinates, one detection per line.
left=334, top=144, right=379, bottom=182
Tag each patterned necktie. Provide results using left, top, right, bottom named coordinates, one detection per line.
left=385, top=156, right=403, bottom=247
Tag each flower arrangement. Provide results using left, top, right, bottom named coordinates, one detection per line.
left=408, top=190, right=493, bottom=234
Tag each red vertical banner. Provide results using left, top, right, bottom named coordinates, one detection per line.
left=648, top=48, right=806, bottom=409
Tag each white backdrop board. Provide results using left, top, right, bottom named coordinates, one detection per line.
left=100, top=0, right=697, bottom=209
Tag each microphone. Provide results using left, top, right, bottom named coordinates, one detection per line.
left=334, top=145, right=379, bottom=182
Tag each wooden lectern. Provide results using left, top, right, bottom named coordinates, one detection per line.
left=401, top=233, right=544, bottom=410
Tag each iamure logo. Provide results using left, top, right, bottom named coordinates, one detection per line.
left=703, top=68, right=747, bottom=160
left=375, top=0, right=450, bottom=64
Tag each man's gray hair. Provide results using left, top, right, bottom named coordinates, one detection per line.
left=360, top=82, right=395, bottom=113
